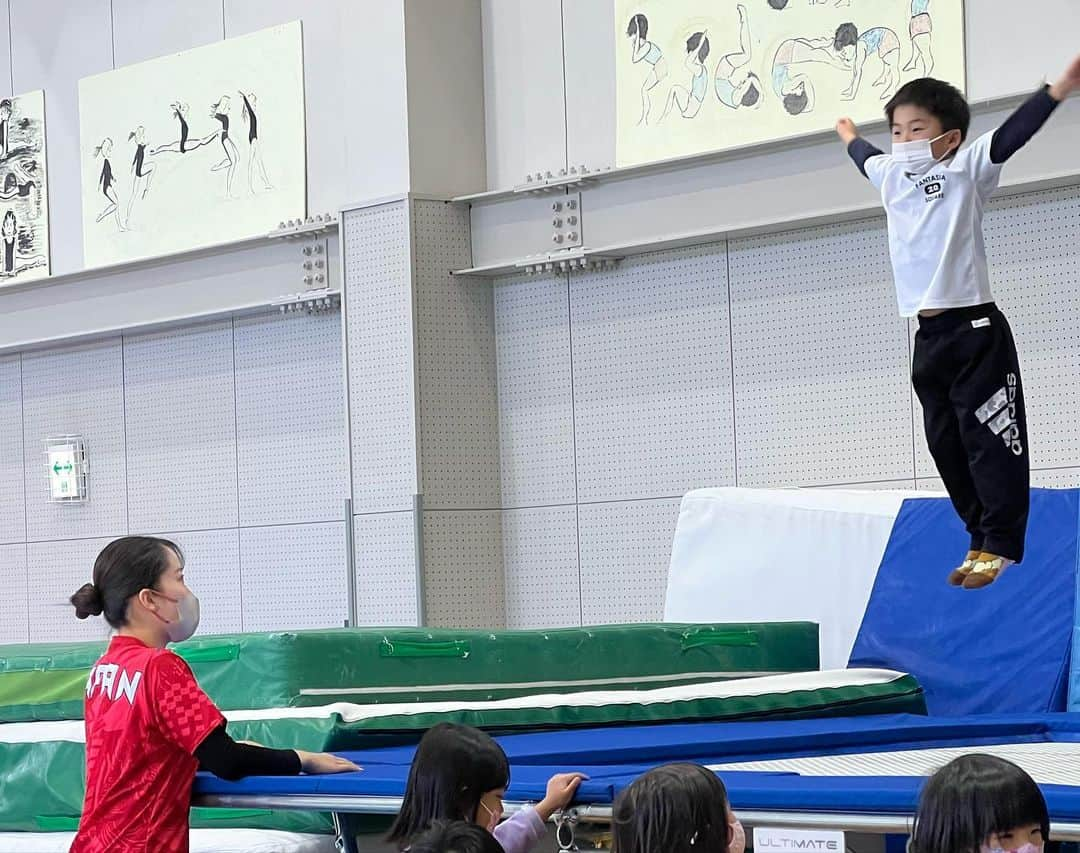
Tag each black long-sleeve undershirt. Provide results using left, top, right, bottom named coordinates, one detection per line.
left=194, top=724, right=302, bottom=781
left=846, top=85, right=1061, bottom=177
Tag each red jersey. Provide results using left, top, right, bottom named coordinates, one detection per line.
left=71, top=635, right=225, bottom=853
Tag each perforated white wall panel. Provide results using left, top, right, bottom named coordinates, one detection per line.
left=27, top=537, right=115, bottom=643
left=0, top=544, right=28, bottom=644
left=985, top=186, right=1080, bottom=470
left=730, top=220, right=913, bottom=487
left=354, top=511, right=418, bottom=626
left=917, top=477, right=946, bottom=492
left=494, top=273, right=576, bottom=508
left=0, top=356, right=25, bottom=545
left=124, top=322, right=238, bottom=533
left=149, top=528, right=242, bottom=636
left=578, top=498, right=681, bottom=624
left=1032, top=469, right=1080, bottom=489
left=422, top=510, right=505, bottom=629
left=818, top=480, right=918, bottom=491
left=21, top=341, right=128, bottom=542
left=240, top=522, right=347, bottom=632
left=344, top=202, right=418, bottom=515
left=234, top=313, right=347, bottom=526
left=571, top=246, right=735, bottom=502
left=413, top=199, right=501, bottom=509
left=502, top=505, right=581, bottom=629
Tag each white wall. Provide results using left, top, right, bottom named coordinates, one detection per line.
left=493, top=182, right=1080, bottom=629
left=4, top=0, right=411, bottom=278
left=482, top=0, right=1080, bottom=190
left=475, top=0, right=1080, bottom=269
left=0, top=311, right=349, bottom=645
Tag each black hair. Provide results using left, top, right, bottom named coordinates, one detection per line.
left=834, top=23, right=858, bottom=51
left=885, top=77, right=971, bottom=142
left=911, top=755, right=1049, bottom=853
left=71, top=536, right=184, bottom=629
left=783, top=88, right=809, bottom=115
left=626, top=13, right=648, bottom=39
left=741, top=75, right=761, bottom=107
left=386, top=723, right=511, bottom=849
left=767, top=0, right=789, bottom=8
left=409, top=821, right=505, bottom=853
left=612, top=764, right=732, bottom=853
left=0, top=99, right=10, bottom=112
left=687, top=32, right=711, bottom=62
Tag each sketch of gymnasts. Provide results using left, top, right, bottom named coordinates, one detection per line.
left=626, top=14, right=669, bottom=126
left=0, top=209, right=45, bottom=277
left=714, top=5, right=763, bottom=110
left=661, top=31, right=711, bottom=121
left=772, top=24, right=858, bottom=115
left=0, top=158, right=41, bottom=218
left=239, top=91, right=272, bottom=192
left=0, top=100, right=11, bottom=160
left=903, top=0, right=934, bottom=76
left=209, top=95, right=240, bottom=198
left=93, top=138, right=127, bottom=231
left=149, top=102, right=217, bottom=156
left=126, top=126, right=155, bottom=223
left=843, top=27, right=901, bottom=101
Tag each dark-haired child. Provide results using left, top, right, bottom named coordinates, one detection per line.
left=611, top=763, right=745, bottom=853
left=837, top=56, right=1080, bottom=588
left=387, top=722, right=586, bottom=853
left=911, top=754, right=1047, bottom=853
left=410, top=821, right=506, bottom=853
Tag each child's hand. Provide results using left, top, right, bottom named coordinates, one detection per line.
left=1049, top=53, right=1080, bottom=101
left=836, top=118, right=859, bottom=144
left=535, top=772, right=589, bottom=821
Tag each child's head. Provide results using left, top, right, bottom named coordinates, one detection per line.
left=71, top=536, right=193, bottom=638
left=687, top=32, right=710, bottom=63
left=886, top=78, right=970, bottom=159
left=0, top=99, right=11, bottom=120
left=387, top=723, right=511, bottom=848
left=626, top=13, right=648, bottom=40
left=833, top=23, right=859, bottom=60
left=741, top=73, right=762, bottom=108
left=912, top=754, right=1048, bottom=853
left=783, top=82, right=809, bottom=117
left=409, top=821, right=506, bottom=853
left=2, top=210, right=15, bottom=238
left=612, top=763, right=742, bottom=853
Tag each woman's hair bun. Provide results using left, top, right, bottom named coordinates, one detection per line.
left=70, top=583, right=104, bottom=619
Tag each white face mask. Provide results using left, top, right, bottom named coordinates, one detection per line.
left=892, top=131, right=953, bottom=172
left=983, top=844, right=1042, bottom=853
left=154, top=590, right=200, bottom=643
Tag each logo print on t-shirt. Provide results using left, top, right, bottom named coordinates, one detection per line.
left=911, top=172, right=946, bottom=202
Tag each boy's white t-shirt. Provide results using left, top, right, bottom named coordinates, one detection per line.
left=865, top=130, right=1003, bottom=317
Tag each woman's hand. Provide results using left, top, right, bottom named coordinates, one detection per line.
left=296, top=751, right=361, bottom=775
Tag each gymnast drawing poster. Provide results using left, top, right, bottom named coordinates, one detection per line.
left=0, top=89, right=50, bottom=284
left=615, top=0, right=965, bottom=168
left=77, top=22, right=305, bottom=268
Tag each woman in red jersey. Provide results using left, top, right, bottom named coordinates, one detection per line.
left=68, top=536, right=359, bottom=853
